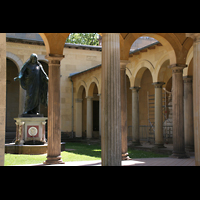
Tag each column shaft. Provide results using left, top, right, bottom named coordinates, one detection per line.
left=152, top=82, right=165, bottom=148
left=75, top=98, right=83, bottom=138
left=168, top=64, right=188, bottom=158
left=120, top=60, right=130, bottom=160
left=101, top=33, right=121, bottom=166
left=44, top=54, right=65, bottom=165
left=183, top=76, right=194, bottom=152
left=86, top=96, right=93, bottom=139
left=131, top=86, right=141, bottom=146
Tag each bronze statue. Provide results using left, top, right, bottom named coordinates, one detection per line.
left=14, top=53, right=49, bottom=115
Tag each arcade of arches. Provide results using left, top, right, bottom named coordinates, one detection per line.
left=1, top=33, right=200, bottom=166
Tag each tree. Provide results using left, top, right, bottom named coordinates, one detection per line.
left=66, top=33, right=99, bottom=46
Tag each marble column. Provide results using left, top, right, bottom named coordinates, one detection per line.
left=130, top=86, right=141, bottom=146
left=183, top=76, right=194, bottom=152
left=168, top=64, right=188, bottom=158
left=120, top=60, right=130, bottom=160
left=186, top=33, right=200, bottom=165
left=43, top=54, right=65, bottom=165
left=86, top=96, right=93, bottom=139
left=101, top=33, right=121, bottom=166
left=75, top=98, right=83, bottom=138
left=152, top=82, right=166, bottom=148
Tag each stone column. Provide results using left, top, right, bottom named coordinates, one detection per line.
left=120, top=60, right=130, bottom=160
left=186, top=33, right=200, bottom=165
left=86, top=96, right=93, bottom=139
left=98, top=94, right=101, bottom=137
left=152, top=82, right=166, bottom=148
left=183, top=76, right=194, bottom=152
left=168, top=64, right=188, bottom=158
left=130, top=86, right=141, bottom=146
left=101, top=33, right=121, bottom=166
left=0, top=33, right=6, bottom=166
left=43, top=54, right=65, bottom=165
left=75, top=98, right=83, bottom=138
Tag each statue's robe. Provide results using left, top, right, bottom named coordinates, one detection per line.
left=19, top=61, right=48, bottom=114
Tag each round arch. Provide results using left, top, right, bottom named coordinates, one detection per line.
left=132, top=60, right=154, bottom=87
left=76, top=83, right=87, bottom=99
left=122, top=33, right=177, bottom=64
left=6, top=52, right=23, bottom=72
left=87, top=76, right=100, bottom=97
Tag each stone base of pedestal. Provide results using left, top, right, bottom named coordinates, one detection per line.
left=5, top=142, right=66, bottom=155
left=14, top=117, right=48, bottom=145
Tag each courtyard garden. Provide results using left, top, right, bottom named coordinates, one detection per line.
left=4, top=142, right=168, bottom=166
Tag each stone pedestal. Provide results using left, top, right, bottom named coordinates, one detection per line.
left=130, top=86, right=141, bottom=146
left=168, top=64, right=188, bottom=158
left=14, top=117, right=48, bottom=145
left=183, top=76, right=194, bottom=152
left=152, top=82, right=166, bottom=148
left=101, top=33, right=121, bottom=166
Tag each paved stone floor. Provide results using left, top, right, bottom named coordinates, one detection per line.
left=17, top=156, right=195, bottom=166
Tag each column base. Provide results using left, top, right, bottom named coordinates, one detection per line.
left=43, top=155, right=65, bottom=165
left=122, top=152, right=132, bottom=160
left=170, top=152, right=190, bottom=159
left=152, top=144, right=166, bottom=149
left=132, top=141, right=142, bottom=147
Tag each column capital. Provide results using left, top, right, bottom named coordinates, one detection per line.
left=45, top=54, right=65, bottom=64
left=186, top=33, right=200, bottom=41
left=120, top=60, right=130, bottom=70
left=130, top=86, right=141, bottom=92
left=152, top=82, right=165, bottom=88
left=168, top=63, right=187, bottom=73
left=183, top=76, right=193, bottom=83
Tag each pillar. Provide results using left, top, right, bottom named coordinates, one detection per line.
left=183, top=76, right=194, bottom=152
left=86, top=96, right=93, bottom=139
left=43, top=54, right=65, bottom=165
left=98, top=94, right=101, bottom=137
left=186, top=33, right=200, bottom=165
left=101, top=33, right=121, bottom=166
left=0, top=33, right=6, bottom=166
left=152, top=82, right=166, bottom=148
left=75, top=98, right=83, bottom=138
left=130, top=86, right=141, bottom=146
left=168, top=64, right=188, bottom=158
left=120, top=60, right=130, bottom=160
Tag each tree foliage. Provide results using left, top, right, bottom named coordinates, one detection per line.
left=66, top=33, right=99, bottom=46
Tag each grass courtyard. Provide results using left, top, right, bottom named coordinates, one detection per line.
left=4, top=142, right=168, bottom=166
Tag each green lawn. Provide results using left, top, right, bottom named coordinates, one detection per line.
left=4, top=142, right=168, bottom=166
